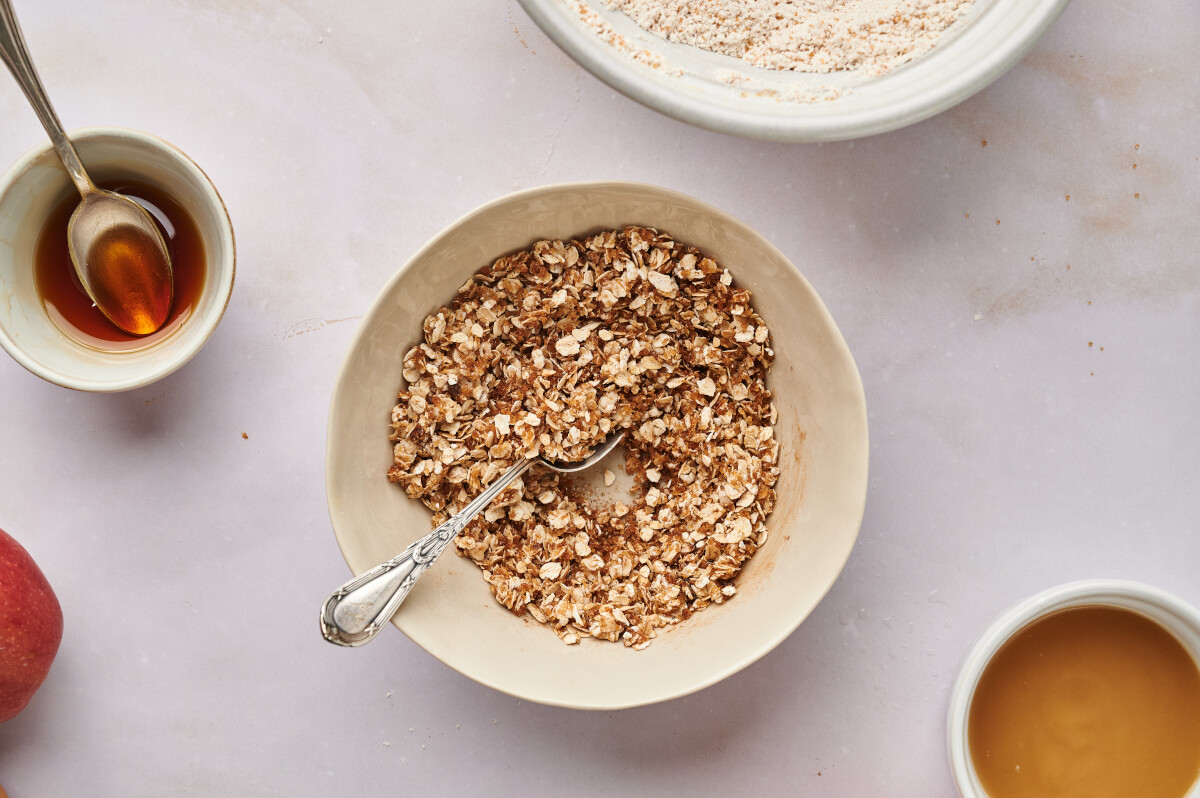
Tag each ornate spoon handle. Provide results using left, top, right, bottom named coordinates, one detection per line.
left=320, top=457, right=533, bottom=647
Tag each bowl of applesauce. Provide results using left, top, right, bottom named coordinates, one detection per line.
left=948, top=580, right=1200, bottom=798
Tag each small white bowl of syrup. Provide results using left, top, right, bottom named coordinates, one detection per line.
left=0, top=127, right=234, bottom=391
left=948, top=580, right=1200, bottom=798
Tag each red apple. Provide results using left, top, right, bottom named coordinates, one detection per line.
left=0, top=528, right=62, bottom=722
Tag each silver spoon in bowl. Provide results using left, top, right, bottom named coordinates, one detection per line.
left=321, top=431, right=625, bottom=647
left=0, top=0, right=172, bottom=336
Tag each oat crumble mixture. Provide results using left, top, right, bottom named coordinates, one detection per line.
left=388, top=227, right=780, bottom=649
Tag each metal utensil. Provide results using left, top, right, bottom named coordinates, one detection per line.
left=0, top=0, right=173, bottom=335
left=320, top=431, right=625, bottom=647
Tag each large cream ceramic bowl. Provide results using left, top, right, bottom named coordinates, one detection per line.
left=0, top=127, right=235, bottom=392
left=518, top=0, right=1071, bottom=142
left=326, top=182, right=868, bottom=709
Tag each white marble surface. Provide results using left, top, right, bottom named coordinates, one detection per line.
left=0, top=0, right=1197, bottom=794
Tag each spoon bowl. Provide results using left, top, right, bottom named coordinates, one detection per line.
left=68, top=188, right=173, bottom=335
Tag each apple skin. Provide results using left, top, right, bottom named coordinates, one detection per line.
left=0, top=528, right=63, bottom=722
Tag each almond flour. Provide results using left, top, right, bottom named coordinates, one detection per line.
left=600, top=0, right=973, bottom=78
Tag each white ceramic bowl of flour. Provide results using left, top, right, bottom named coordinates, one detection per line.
left=518, top=0, right=1071, bottom=141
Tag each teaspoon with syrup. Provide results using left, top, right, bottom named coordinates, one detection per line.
left=0, top=0, right=173, bottom=336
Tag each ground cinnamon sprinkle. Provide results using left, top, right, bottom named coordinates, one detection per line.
left=387, top=227, right=780, bottom=648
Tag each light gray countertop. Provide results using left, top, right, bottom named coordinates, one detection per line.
left=0, top=1, right=1197, bottom=794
